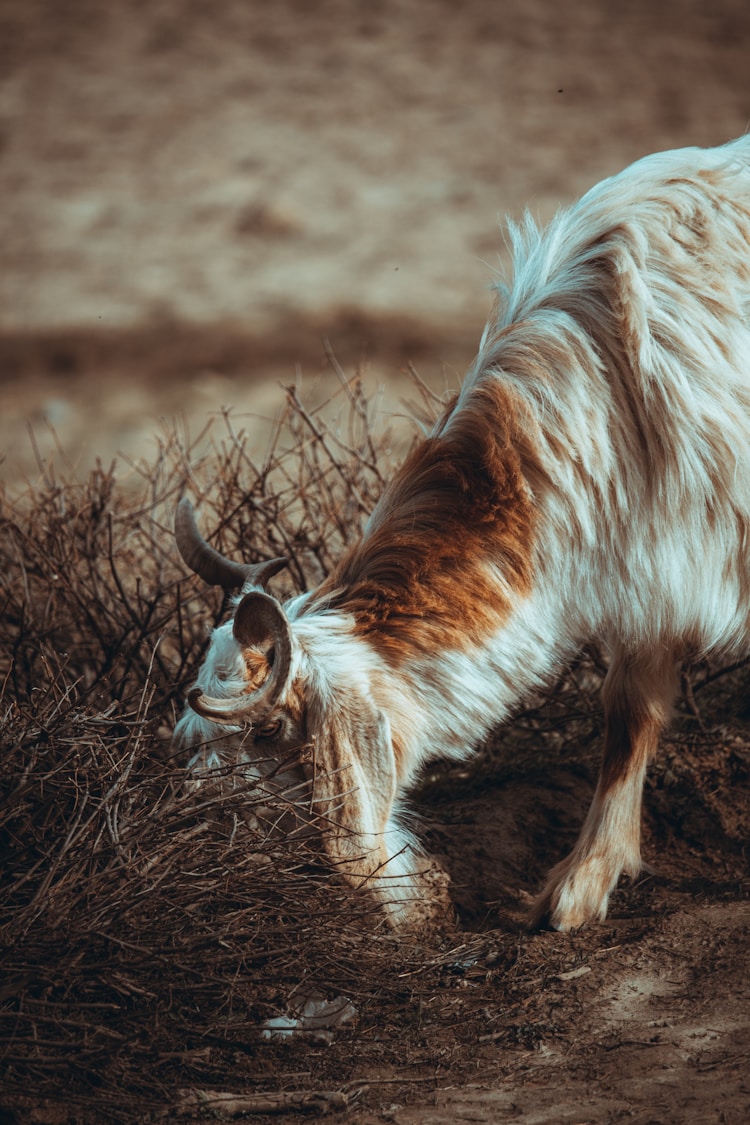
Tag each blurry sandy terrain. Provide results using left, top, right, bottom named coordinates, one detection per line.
left=1, top=0, right=748, bottom=480
left=2, top=7, right=750, bottom=1122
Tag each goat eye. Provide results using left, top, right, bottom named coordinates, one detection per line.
left=255, top=719, right=282, bottom=741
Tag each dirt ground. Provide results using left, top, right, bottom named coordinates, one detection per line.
left=3, top=0, right=750, bottom=480
left=1, top=1, right=749, bottom=1122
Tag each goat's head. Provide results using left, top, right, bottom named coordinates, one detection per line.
left=173, top=497, right=307, bottom=778
left=173, top=499, right=422, bottom=921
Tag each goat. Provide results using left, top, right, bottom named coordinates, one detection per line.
left=174, top=136, right=750, bottom=931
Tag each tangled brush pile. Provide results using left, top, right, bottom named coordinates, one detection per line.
left=2, top=374, right=747, bottom=1123
left=0, top=379, right=459, bottom=1121
left=0, top=382, right=404, bottom=1111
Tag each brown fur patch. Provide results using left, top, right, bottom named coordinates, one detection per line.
left=240, top=649, right=307, bottom=727
left=314, top=382, right=538, bottom=662
left=598, top=706, right=663, bottom=795
left=598, top=648, right=679, bottom=794
left=241, top=649, right=271, bottom=693
left=240, top=652, right=275, bottom=693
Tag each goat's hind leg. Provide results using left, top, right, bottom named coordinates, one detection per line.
left=532, top=644, right=679, bottom=931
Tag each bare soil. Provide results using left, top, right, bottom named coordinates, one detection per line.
left=1, top=2, right=749, bottom=1123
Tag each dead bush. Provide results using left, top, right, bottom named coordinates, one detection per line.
left=1, top=373, right=747, bottom=1123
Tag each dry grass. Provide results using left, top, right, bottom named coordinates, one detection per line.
left=1, top=373, right=748, bottom=1123
left=0, top=374, right=490, bottom=1122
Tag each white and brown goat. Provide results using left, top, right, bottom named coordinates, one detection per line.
left=175, top=137, right=750, bottom=931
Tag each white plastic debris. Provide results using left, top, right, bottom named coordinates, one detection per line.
left=261, top=994, right=357, bottom=1046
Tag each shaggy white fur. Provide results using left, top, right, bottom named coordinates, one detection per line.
left=176, top=137, right=750, bottom=930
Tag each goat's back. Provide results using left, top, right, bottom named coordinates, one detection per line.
left=468, top=137, right=750, bottom=655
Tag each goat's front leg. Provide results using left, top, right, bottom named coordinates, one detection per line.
left=307, top=709, right=445, bottom=928
left=533, top=645, right=679, bottom=931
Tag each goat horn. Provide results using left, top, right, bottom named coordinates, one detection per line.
left=188, top=591, right=294, bottom=723
left=175, top=497, right=288, bottom=590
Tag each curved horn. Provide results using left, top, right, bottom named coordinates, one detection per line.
left=175, top=497, right=288, bottom=590
left=188, top=591, right=294, bottom=724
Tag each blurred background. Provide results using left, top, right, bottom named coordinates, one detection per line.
left=1, top=0, right=749, bottom=482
